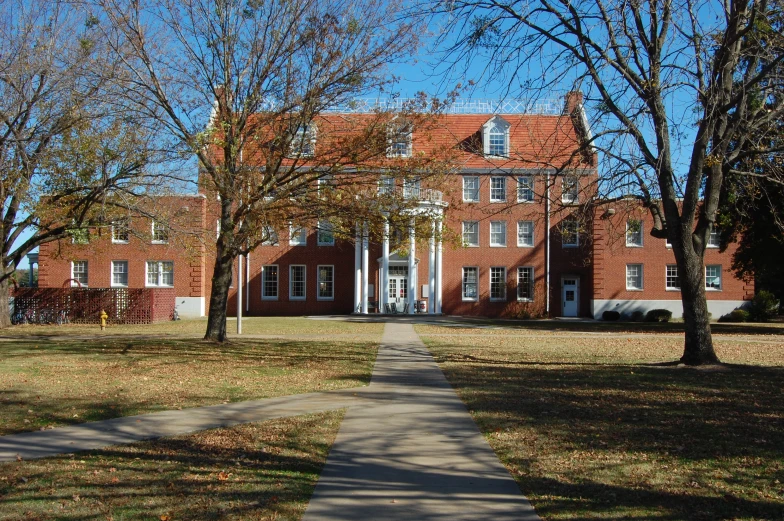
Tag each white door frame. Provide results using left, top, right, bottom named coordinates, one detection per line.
left=561, top=275, right=580, bottom=317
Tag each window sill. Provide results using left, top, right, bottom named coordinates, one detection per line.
left=490, top=244, right=507, bottom=248
left=517, top=298, right=533, bottom=302
left=706, top=288, right=722, bottom=292
left=111, top=285, right=128, bottom=288
left=151, top=241, right=169, bottom=245
left=625, top=244, right=643, bottom=248
left=665, top=288, right=681, bottom=292
left=462, top=199, right=480, bottom=203
left=289, top=297, right=306, bottom=301
left=463, top=244, right=480, bottom=248
left=517, top=244, right=534, bottom=248
left=489, top=200, right=507, bottom=204
left=317, top=297, right=335, bottom=301
left=462, top=297, right=478, bottom=302
left=261, top=297, right=279, bottom=301
left=490, top=298, right=507, bottom=302
left=626, top=288, right=644, bottom=291
left=112, top=241, right=129, bottom=245
left=317, top=243, right=335, bottom=247
left=562, top=244, right=579, bottom=248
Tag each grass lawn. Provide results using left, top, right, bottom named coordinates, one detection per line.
left=418, top=324, right=784, bottom=521
left=0, top=410, right=343, bottom=520
left=0, top=318, right=381, bottom=435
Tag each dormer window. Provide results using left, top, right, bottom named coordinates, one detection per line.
left=482, top=116, right=510, bottom=157
left=387, top=120, right=412, bottom=158
left=290, top=123, right=316, bottom=157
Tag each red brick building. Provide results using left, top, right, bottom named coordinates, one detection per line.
left=37, top=95, right=752, bottom=319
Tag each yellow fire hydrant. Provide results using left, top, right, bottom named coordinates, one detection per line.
left=100, top=310, right=108, bottom=331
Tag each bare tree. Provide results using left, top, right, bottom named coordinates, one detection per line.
left=429, top=0, right=784, bottom=364
left=0, top=0, right=170, bottom=326
left=98, top=0, right=447, bottom=341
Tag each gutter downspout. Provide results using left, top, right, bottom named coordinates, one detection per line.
left=546, top=177, right=551, bottom=316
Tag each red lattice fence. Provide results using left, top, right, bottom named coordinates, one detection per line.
left=12, top=288, right=176, bottom=324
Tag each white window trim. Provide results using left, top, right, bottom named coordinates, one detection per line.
left=626, top=220, right=643, bottom=247
left=490, top=221, right=507, bottom=247
left=517, top=266, right=534, bottom=302
left=462, top=221, right=479, bottom=247
left=387, top=121, right=413, bottom=158
left=561, top=175, right=579, bottom=204
left=71, top=261, right=88, bottom=288
left=705, top=265, right=723, bottom=291
left=707, top=224, right=720, bottom=248
left=489, top=266, right=507, bottom=302
left=145, top=260, right=174, bottom=288
left=490, top=176, right=506, bottom=203
left=111, top=221, right=130, bottom=244
left=462, top=266, right=479, bottom=302
left=317, top=221, right=335, bottom=246
left=289, top=265, right=306, bottom=301
left=561, top=221, right=579, bottom=248
left=317, top=264, right=335, bottom=301
left=517, top=221, right=534, bottom=247
left=291, top=123, right=317, bottom=158
left=463, top=175, right=480, bottom=203
left=626, top=264, right=644, bottom=291
left=151, top=221, right=168, bottom=244
left=482, top=116, right=511, bottom=157
left=261, top=264, right=279, bottom=301
left=111, top=260, right=128, bottom=288
left=517, top=175, right=534, bottom=203
left=665, top=264, right=681, bottom=291
left=290, top=225, right=307, bottom=246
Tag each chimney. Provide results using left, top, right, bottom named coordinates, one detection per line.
left=564, top=91, right=584, bottom=115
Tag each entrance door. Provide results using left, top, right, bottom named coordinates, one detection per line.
left=562, top=277, right=579, bottom=317
left=388, top=266, right=409, bottom=311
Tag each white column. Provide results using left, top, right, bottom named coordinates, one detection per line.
left=237, top=254, right=243, bottom=335
left=361, top=222, right=369, bottom=314
left=382, top=218, right=390, bottom=313
left=354, top=223, right=361, bottom=313
left=429, top=220, right=436, bottom=314
left=436, top=218, right=443, bottom=314
left=408, top=218, right=416, bottom=315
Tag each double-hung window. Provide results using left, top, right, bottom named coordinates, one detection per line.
left=517, top=176, right=534, bottom=202
left=152, top=221, right=168, bottom=244
left=262, top=226, right=279, bottom=246
left=379, top=176, right=395, bottom=195
left=262, top=265, right=279, bottom=300
left=517, top=221, right=534, bottom=247
left=490, top=267, right=506, bottom=301
left=707, top=225, right=720, bottom=248
left=666, top=265, right=680, bottom=290
left=463, top=176, right=480, bottom=202
left=317, top=220, right=335, bottom=245
left=626, top=220, right=643, bottom=247
left=112, top=219, right=130, bottom=243
left=71, top=261, right=88, bottom=287
left=488, top=124, right=507, bottom=156
left=462, top=221, right=479, bottom=247
left=490, top=176, right=506, bottom=202
left=111, top=261, right=128, bottom=287
left=317, top=265, right=334, bottom=300
left=626, top=264, right=643, bottom=290
left=146, top=261, right=174, bottom=287
left=290, top=225, right=307, bottom=246
left=561, top=220, right=579, bottom=247
left=290, top=265, right=306, bottom=300
left=517, top=267, right=534, bottom=301
left=490, top=221, right=507, bottom=247
left=705, top=265, right=722, bottom=290
left=462, top=267, right=478, bottom=301
left=562, top=175, right=578, bottom=204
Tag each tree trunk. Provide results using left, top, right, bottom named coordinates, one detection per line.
left=0, top=276, right=11, bottom=328
left=204, top=251, right=234, bottom=342
left=678, top=248, right=720, bottom=365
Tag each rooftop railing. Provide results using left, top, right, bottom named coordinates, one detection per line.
left=324, top=98, right=564, bottom=115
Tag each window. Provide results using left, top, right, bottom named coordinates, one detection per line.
left=71, top=261, right=88, bottom=287
left=152, top=221, right=168, bottom=244
left=403, top=177, right=420, bottom=199
left=387, top=122, right=412, bottom=158
left=379, top=176, right=395, bottom=195
left=517, top=267, right=534, bottom=301
left=517, top=221, right=534, bottom=247
left=463, top=176, right=480, bottom=202
left=626, top=220, right=643, bottom=247
left=111, top=261, right=128, bottom=287
left=317, top=220, right=334, bottom=245
left=517, top=176, right=534, bottom=202
left=291, top=123, right=316, bottom=157
left=488, top=124, right=507, bottom=156
left=490, top=221, right=507, bottom=247
left=462, top=221, right=479, bottom=247
left=626, top=264, right=643, bottom=290
left=262, top=265, right=279, bottom=300
left=561, top=220, right=579, bottom=247
left=317, top=265, right=334, bottom=300
left=290, top=225, right=307, bottom=246
left=69, top=221, right=89, bottom=244
left=317, top=174, right=334, bottom=195
left=462, top=267, right=478, bottom=301
left=562, top=175, right=579, bottom=204
left=112, top=219, right=130, bottom=243
left=490, top=267, right=506, bottom=301
left=290, top=265, right=306, bottom=300
left=666, top=265, right=680, bottom=290
left=707, top=225, right=720, bottom=248
left=146, top=261, right=174, bottom=287
left=705, top=265, right=722, bottom=290
left=490, top=176, right=506, bottom=202
left=262, top=226, right=279, bottom=246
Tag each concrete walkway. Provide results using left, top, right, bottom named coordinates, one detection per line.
left=302, top=322, right=539, bottom=520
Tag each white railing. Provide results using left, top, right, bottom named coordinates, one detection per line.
left=397, top=186, right=443, bottom=203
left=324, top=98, right=564, bottom=115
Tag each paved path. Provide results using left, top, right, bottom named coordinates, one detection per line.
left=0, top=389, right=363, bottom=462
left=302, top=322, right=539, bottom=520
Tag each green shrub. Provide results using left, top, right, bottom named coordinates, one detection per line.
left=749, top=291, right=779, bottom=322
left=646, top=309, right=672, bottom=322
left=718, top=309, right=750, bottom=323
left=602, top=310, right=621, bottom=321
left=631, top=310, right=645, bottom=322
